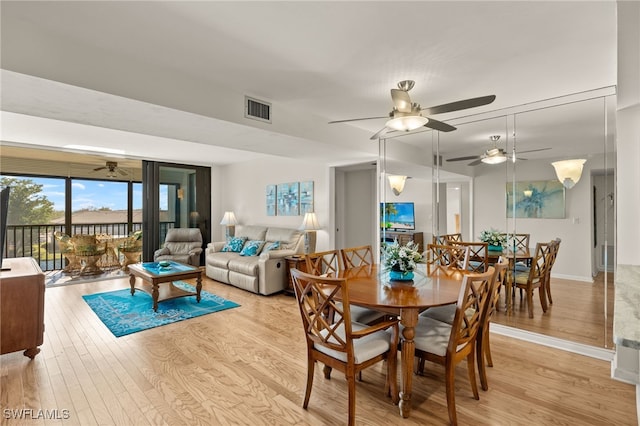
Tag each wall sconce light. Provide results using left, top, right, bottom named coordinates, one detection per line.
left=551, top=159, right=586, bottom=189
left=299, top=212, right=320, bottom=254
left=523, top=190, right=533, bottom=198
left=177, top=188, right=184, bottom=200
left=387, top=175, right=408, bottom=196
left=220, top=211, right=238, bottom=239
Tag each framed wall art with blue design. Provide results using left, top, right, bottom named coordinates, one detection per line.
left=277, top=182, right=299, bottom=216
left=299, top=181, right=314, bottom=214
left=506, top=180, right=565, bottom=218
left=266, top=184, right=276, bottom=216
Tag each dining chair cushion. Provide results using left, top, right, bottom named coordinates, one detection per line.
left=514, top=272, right=541, bottom=285
left=349, top=305, right=386, bottom=325
left=412, top=316, right=453, bottom=357
left=316, top=322, right=393, bottom=363
left=420, top=304, right=455, bottom=325
left=514, top=262, right=530, bottom=272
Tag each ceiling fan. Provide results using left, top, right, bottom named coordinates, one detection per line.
left=447, top=135, right=551, bottom=166
left=328, top=80, right=496, bottom=140
left=92, top=161, right=128, bottom=178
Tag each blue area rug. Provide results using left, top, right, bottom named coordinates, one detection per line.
left=82, top=281, right=240, bottom=337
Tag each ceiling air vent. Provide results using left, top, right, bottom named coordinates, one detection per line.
left=245, top=96, right=271, bottom=123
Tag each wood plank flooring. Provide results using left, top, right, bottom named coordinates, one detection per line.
left=493, top=272, right=615, bottom=348
left=1, top=274, right=636, bottom=425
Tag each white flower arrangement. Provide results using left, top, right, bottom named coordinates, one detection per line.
left=381, top=239, right=424, bottom=272
left=479, top=228, right=506, bottom=247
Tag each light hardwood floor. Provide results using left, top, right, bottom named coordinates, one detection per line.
left=1, top=275, right=635, bottom=425
left=493, top=272, right=615, bottom=348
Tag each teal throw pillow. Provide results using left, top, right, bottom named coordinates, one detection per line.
left=222, top=236, right=247, bottom=253
left=262, top=241, right=280, bottom=252
left=240, top=240, right=266, bottom=257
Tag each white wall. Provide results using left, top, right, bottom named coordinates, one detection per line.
left=474, top=156, right=610, bottom=282
left=212, top=157, right=331, bottom=251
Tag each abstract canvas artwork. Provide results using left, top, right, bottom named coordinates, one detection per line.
left=506, top=180, right=565, bottom=218
left=299, top=181, right=314, bottom=214
left=277, top=182, right=299, bottom=216
left=266, top=184, right=276, bottom=216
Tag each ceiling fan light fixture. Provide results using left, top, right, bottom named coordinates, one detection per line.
left=481, top=155, right=507, bottom=165
left=551, top=159, right=586, bottom=189
left=385, top=114, right=428, bottom=131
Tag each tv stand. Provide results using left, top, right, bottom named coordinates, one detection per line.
left=381, top=230, right=423, bottom=252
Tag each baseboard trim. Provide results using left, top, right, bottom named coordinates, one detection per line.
left=551, top=273, right=594, bottom=283
left=491, top=323, right=614, bottom=361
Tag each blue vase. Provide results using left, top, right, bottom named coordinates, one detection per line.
left=389, top=269, right=414, bottom=281
left=488, top=245, right=503, bottom=251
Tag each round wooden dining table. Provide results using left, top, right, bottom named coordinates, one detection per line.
left=339, top=264, right=463, bottom=419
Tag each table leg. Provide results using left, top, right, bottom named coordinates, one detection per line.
left=129, top=274, right=136, bottom=295
left=152, top=283, right=159, bottom=312
left=398, top=308, right=419, bottom=418
left=196, top=274, right=202, bottom=303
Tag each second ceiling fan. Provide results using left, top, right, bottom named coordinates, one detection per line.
left=447, top=135, right=552, bottom=166
left=328, top=80, right=496, bottom=140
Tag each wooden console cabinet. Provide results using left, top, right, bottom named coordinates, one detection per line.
left=382, top=231, right=424, bottom=252
left=0, top=257, right=45, bottom=359
left=284, top=255, right=307, bottom=296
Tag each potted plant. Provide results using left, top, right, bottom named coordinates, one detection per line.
left=479, top=228, right=506, bottom=251
left=381, top=239, right=424, bottom=281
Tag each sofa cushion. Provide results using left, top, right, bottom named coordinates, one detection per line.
left=240, top=240, right=265, bottom=256
left=228, top=256, right=260, bottom=275
left=265, top=227, right=303, bottom=251
left=262, top=241, right=280, bottom=252
left=222, top=236, right=247, bottom=252
left=207, top=252, right=238, bottom=268
left=235, top=225, right=267, bottom=241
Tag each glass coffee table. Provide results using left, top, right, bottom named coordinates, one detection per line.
left=128, top=261, right=202, bottom=312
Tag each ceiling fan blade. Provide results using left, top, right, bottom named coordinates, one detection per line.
left=93, top=166, right=106, bottom=171
left=447, top=155, right=481, bottom=162
left=516, top=147, right=552, bottom=154
left=467, top=158, right=484, bottom=166
left=424, top=118, right=456, bottom=132
left=421, top=95, right=496, bottom=116
left=328, top=116, right=388, bottom=124
left=370, top=127, right=389, bottom=140
left=391, top=89, right=412, bottom=113
left=117, top=169, right=128, bottom=176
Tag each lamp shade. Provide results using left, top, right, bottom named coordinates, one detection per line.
left=385, top=114, right=429, bottom=131
left=220, top=211, right=238, bottom=226
left=387, top=175, right=408, bottom=196
left=551, top=159, right=586, bottom=189
left=299, top=212, right=320, bottom=231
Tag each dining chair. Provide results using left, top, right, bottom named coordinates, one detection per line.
left=290, top=268, right=399, bottom=426
left=413, top=268, right=495, bottom=425
left=513, top=242, right=553, bottom=318
left=500, top=233, right=530, bottom=252
left=544, top=238, right=561, bottom=305
left=304, top=249, right=343, bottom=277
left=476, top=257, right=508, bottom=391
left=307, top=249, right=385, bottom=326
left=432, top=233, right=463, bottom=245
left=425, top=243, right=470, bottom=276
left=341, top=245, right=374, bottom=269
left=449, top=241, right=489, bottom=273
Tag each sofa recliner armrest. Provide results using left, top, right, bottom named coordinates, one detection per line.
left=207, top=242, right=226, bottom=253
left=189, top=247, right=203, bottom=255
left=154, top=247, right=170, bottom=258
left=259, top=249, right=296, bottom=260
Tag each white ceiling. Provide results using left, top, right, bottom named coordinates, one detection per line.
left=0, top=1, right=618, bottom=174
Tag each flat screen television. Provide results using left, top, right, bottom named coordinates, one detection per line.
left=381, top=201, right=415, bottom=231
left=0, top=186, right=10, bottom=270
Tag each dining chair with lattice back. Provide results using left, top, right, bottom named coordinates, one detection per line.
left=290, top=268, right=399, bottom=426
left=500, top=233, right=530, bottom=252
left=544, top=238, right=561, bottom=305
left=304, top=249, right=343, bottom=277
left=477, top=257, right=508, bottom=391
left=512, top=241, right=553, bottom=318
left=413, top=267, right=495, bottom=425
left=449, top=241, right=489, bottom=273
left=341, top=245, right=374, bottom=269
left=425, top=243, right=470, bottom=276
left=432, top=233, right=463, bottom=245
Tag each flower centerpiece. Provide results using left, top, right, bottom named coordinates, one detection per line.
left=479, top=228, right=506, bottom=251
left=381, top=239, right=424, bottom=281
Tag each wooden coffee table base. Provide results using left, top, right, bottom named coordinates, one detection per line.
left=128, top=263, right=202, bottom=312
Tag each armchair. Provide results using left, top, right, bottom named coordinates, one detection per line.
left=154, top=228, right=203, bottom=266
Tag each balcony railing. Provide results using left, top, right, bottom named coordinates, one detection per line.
left=3, top=222, right=175, bottom=272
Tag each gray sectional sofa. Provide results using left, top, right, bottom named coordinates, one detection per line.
left=205, top=225, right=307, bottom=295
